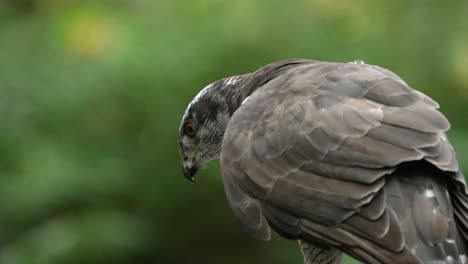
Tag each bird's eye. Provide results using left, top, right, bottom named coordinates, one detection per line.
left=183, top=121, right=196, bottom=137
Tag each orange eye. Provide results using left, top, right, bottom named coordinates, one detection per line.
left=184, top=121, right=196, bottom=137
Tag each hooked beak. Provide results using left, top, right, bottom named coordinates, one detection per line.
left=182, top=164, right=198, bottom=182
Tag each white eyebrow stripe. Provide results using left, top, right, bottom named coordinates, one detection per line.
left=181, top=75, right=240, bottom=126
left=182, top=82, right=214, bottom=122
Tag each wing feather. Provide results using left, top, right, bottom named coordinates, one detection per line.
left=220, top=61, right=464, bottom=263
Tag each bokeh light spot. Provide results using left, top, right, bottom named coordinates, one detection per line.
left=61, top=10, right=127, bottom=59
left=451, top=34, right=468, bottom=99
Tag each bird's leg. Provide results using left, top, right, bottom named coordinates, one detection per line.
left=299, top=240, right=342, bottom=264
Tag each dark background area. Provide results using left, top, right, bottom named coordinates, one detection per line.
left=0, top=0, right=467, bottom=263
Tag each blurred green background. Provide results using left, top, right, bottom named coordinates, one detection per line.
left=0, top=0, right=467, bottom=263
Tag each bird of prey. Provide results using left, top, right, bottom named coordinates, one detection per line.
left=178, top=59, right=468, bottom=264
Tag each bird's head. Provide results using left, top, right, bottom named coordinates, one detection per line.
left=178, top=77, right=244, bottom=181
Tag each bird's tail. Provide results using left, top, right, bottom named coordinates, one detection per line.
left=385, top=162, right=467, bottom=263
left=450, top=170, right=468, bottom=246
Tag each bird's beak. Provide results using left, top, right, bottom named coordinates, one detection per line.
left=182, top=163, right=198, bottom=182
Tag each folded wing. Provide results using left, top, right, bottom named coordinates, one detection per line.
left=221, top=62, right=467, bottom=263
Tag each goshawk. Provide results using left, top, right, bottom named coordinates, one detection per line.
left=177, top=59, right=468, bottom=263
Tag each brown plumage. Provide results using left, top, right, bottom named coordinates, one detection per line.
left=179, top=60, right=468, bottom=263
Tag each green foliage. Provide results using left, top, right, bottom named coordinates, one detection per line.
left=0, top=1, right=467, bottom=263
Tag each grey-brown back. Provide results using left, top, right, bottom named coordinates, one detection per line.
left=218, top=60, right=468, bottom=263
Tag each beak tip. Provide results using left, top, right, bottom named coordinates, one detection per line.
left=182, top=165, right=198, bottom=182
